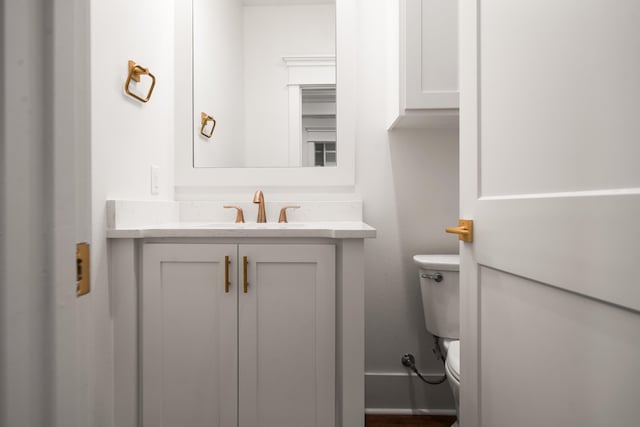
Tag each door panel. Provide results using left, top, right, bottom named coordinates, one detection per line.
left=479, top=0, right=640, bottom=196
left=479, top=267, right=640, bottom=427
left=238, top=244, right=335, bottom=427
left=460, top=0, right=640, bottom=425
left=475, top=193, right=640, bottom=311
left=142, top=244, right=237, bottom=427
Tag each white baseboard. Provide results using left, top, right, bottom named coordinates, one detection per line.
left=365, top=372, right=456, bottom=415
left=365, top=408, right=457, bottom=416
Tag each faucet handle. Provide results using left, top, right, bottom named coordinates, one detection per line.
left=278, top=205, right=300, bottom=223
left=224, top=205, right=245, bottom=223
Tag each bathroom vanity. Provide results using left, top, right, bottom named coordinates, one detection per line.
left=107, top=200, right=375, bottom=427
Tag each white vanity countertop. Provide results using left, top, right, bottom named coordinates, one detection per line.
left=107, top=221, right=376, bottom=239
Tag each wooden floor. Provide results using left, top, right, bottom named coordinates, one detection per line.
left=365, top=414, right=457, bottom=427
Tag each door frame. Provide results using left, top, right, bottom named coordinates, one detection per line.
left=459, top=0, right=480, bottom=424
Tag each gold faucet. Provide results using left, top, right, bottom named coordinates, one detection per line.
left=278, top=205, right=300, bottom=223
left=223, top=205, right=245, bottom=223
left=252, top=190, right=267, bottom=223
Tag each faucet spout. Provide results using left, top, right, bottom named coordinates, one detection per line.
left=253, top=190, right=267, bottom=223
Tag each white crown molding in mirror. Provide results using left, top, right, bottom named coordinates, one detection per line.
left=175, top=0, right=355, bottom=192
left=283, top=55, right=336, bottom=167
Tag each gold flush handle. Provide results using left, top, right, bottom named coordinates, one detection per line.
left=445, top=219, right=474, bottom=243
left=76, top=243, right=90, bottom=297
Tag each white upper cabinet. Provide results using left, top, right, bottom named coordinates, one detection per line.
left=388, top=0, right=459, bottom=129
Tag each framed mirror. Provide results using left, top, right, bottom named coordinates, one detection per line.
left=175, top=0, right=355, bottom=190
left=194, top=0, right=336, bottom=168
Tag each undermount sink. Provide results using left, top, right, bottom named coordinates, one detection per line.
left=190, top=222, right=244, bottom=228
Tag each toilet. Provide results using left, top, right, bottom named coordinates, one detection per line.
left=413, top=254, right=461, bottom=427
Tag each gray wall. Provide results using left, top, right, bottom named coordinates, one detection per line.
left=354, top=0, right=460, bottom=413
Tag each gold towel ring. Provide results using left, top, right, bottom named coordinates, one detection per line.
left=125, top=60, right=156, bottom=103
left=200, top=112, right=217, bottom=138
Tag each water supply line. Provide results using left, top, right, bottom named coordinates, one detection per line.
left=401, top=336, right=447, bottom=385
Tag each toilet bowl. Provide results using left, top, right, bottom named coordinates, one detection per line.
left=444, top=340, right=460, bottom=426
left=413, top=254, right=460, bottom=426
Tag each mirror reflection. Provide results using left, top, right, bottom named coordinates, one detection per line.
left=193, top=0, right=336, bottom=168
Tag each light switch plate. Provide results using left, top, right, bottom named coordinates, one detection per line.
left=150, top=165, right=160, bottom=195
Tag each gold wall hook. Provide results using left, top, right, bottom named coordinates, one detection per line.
left=445, top=219, right=474, bottom=243
left=125, top=60, right=156, bottom=103
left=200, top=112, right=216, bottom=138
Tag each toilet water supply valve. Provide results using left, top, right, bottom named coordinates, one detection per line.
left=401, top=337, right=447, bottom=385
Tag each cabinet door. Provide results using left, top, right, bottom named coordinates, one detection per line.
left=238, top=244, right=335, bottom=427
left=142, top=244, right=237, bottom=427
left=405, top=0, right=458, bottom=109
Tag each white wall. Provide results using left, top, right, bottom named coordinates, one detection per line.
left=244, top=4, right=335, bottom=167
left=90, top=0, right=176, bottom=424
left=193, top=0, right=245, bottom=167
left=354, top=0, right=460, bottom=413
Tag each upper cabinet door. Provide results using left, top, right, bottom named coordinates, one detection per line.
left=238, top=244, right=336, bottom=427
left=405, top=0, right=458, bottom=109
left=141, top=243, right=238, bottom=427
left=388, top=0, right=459, bottom=128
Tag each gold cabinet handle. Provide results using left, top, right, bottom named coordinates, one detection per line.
left=243, top=256, right=248, bottom=293
left=200, top=112, right=216, bottom=138
left=445, top=219, right=474, bottom=243
left=224, top=256, right=230, bottom=293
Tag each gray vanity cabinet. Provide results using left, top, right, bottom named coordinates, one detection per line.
left=141, top=243, right=335, bottom=427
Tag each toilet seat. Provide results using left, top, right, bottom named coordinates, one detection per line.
left=445, top=340, right=460, bottom=382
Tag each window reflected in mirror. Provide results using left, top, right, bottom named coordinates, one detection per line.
left=301, top=85, right=336, bottom=167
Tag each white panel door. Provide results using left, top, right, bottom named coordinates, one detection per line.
left=238, top=244, right=335, bottom=427
left=142, top=244, right=237, bottom=427
left=460, top=0, right=640, bottom=426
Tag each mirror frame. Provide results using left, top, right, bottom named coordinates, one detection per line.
left=175, top=0, right=356, bottom=192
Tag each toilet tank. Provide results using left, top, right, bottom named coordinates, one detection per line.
left=413, top=254, right=459, bottom=339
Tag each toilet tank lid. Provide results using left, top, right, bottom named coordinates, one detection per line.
left=413, top=254, right=460, bottom=271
